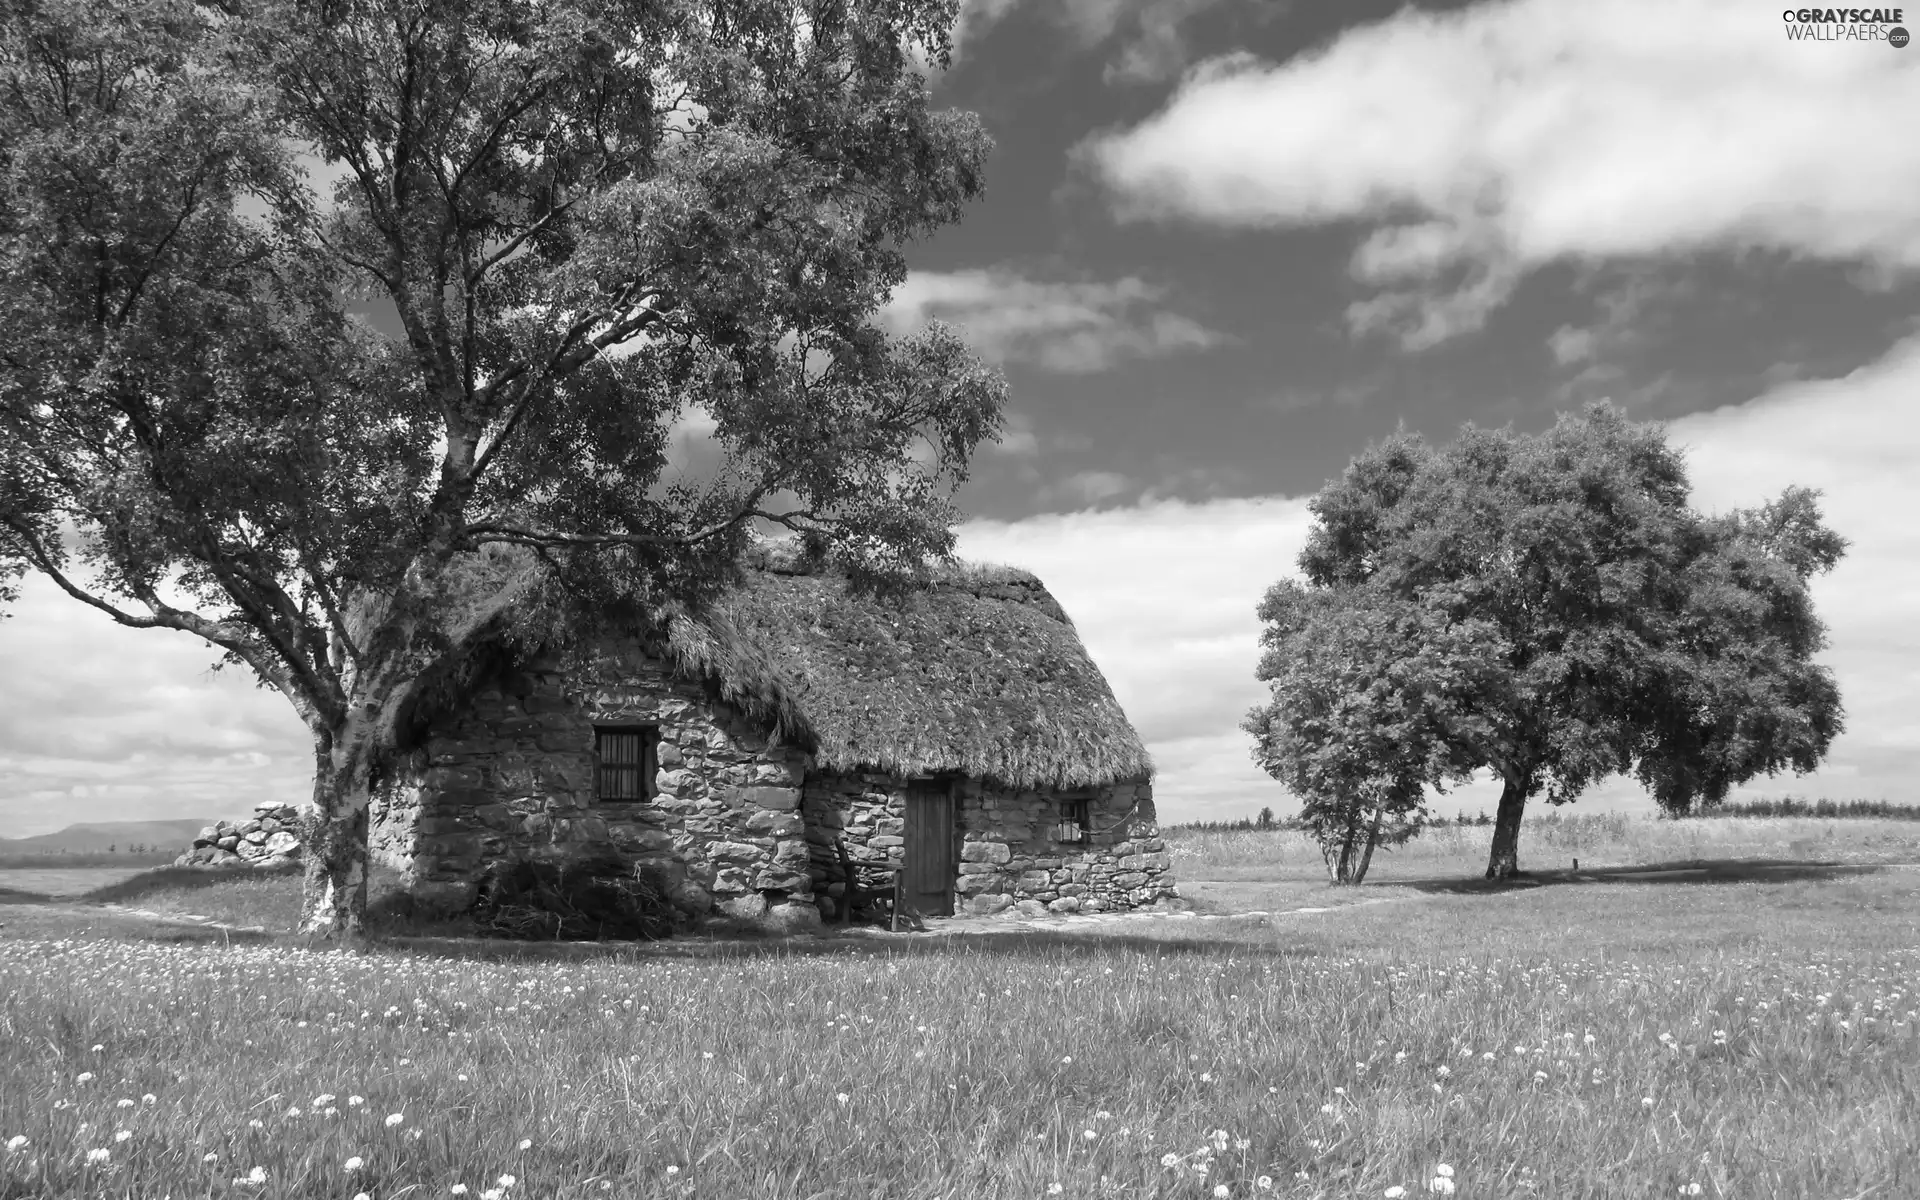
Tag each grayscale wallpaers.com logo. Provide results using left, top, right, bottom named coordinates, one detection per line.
left=1782, top=7, right=1909, bottom=42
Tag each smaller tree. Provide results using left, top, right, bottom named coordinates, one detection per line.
left=1244, top=583, right=1501, bottom=884
left=1255, top=806, right=1276, bottom=831
left=1287, top=405, right=1847, bottom=878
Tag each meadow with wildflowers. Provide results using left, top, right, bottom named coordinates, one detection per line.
left=1, top=822, right=1917, bottom=1199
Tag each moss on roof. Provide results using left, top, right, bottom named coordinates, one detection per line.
left=661, top=555, right=1152, bottom=789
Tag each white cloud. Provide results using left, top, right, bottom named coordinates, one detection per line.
left=885, top=268, right=1220, bottom=373
left=0, top=581, right=311, bottom=837
left=961, top=335, right=1920, bottom=822
left=1548, top=324, right=1599, bottom=367
left=960, top=495, right=1314, bottom=820
left=1042, top=469, right=1135, bottom=507
left=1670, top=335, right=1920, bottom=777
left=1083, top=0, right=1920, bottom=347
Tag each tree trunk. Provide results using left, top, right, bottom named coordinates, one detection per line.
left=1486, top=774, right=1530, bottom=880
left=1351, top=807, right=1384, bottom=885
left=1336, top=806, right=1360, bottom=883
left=301, top=736, right=374, bottom=939
left=1330, top=803, right=1370, bottom=885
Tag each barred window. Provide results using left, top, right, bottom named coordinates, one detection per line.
left=1054, top=797, right=1092, bottom=843
left=594, top=726, right=659, bottom=802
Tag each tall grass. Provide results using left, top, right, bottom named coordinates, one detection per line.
left=74, top=864, right=446, bottom=936
left=1166, top=812, right=1920, bottom=876
left=2, top=872, right=1916, bottom=1199
left=1168, top=797, right=1920, bottom=837
left=1685, top=796, right=1920, bottom=821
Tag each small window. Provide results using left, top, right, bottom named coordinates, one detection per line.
left=594, top=726, right=659, bottom=802
left=1054, top=797, right=1091, bottom=843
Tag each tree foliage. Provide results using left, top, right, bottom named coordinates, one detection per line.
left=1243, top=583, right=1504, bottom=883
left=0, top=0, right=1007, bottom=934
left=1252, top=404, right=1845, bottom=879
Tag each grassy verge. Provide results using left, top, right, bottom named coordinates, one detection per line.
left=1166, top=812, right=1920, bottom=880
left=2, top=858, right=1915, bottom=1198
left=63, top=863, right=461, bottom=938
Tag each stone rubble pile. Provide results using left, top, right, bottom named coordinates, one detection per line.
left=173, top=800, right=305, bottom=869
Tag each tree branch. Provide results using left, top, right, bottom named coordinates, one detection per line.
left=464, top=492, right=814, bottom=552
left=2, top=515, right=325, bottom=727
left=464, top=200, right=572, bottom=289
left=467, top=295, right=665, bottom=481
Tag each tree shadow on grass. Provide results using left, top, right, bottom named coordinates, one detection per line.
left=1391, top=857, right=1891, bottom=895
left=75, top=862, right=306, bottom=904
left=374, top=921, right=1318, bottom=966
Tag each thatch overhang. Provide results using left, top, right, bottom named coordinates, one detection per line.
left=389, top=549, right=1153, bottom=792
left=662, top=558, right=1154, bottom=790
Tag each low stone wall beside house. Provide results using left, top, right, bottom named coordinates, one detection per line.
left=954, top=778, right=1174, bottom=916
left=174, top=801, right=305, bottom=869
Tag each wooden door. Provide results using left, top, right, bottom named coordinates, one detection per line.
left=903, top=782, right=956, bottom=917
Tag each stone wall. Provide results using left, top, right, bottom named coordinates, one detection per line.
left=371, top=641, right=820, bottom=931
left=807, top=772, right=1176, bottom=918
left=174, top=801, right=305, bottom=869
left=956, top=778, right=1174, bottom=916
left=800, top=772, right=910, bottom=919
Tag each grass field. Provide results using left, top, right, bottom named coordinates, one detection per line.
left=0, top=866, right=171, bottom=899
left=1, top=815, right=1916, bottom=1199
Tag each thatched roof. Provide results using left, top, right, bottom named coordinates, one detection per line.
left=660, top=555, right=1153, bottom=789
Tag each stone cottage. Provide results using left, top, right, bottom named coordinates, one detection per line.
left=370, top=550, right=1175, bottom=929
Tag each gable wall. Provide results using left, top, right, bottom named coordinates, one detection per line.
left=370, top=641, right=818, bottom=928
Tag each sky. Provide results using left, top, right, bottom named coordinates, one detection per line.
left=3, top=0, right=1918, bottom=836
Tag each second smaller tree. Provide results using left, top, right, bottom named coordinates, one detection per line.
left=1244, top=583, right=1505, bottom=884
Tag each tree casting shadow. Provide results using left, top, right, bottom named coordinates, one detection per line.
left=1391, top=857, right=1889, bottom=895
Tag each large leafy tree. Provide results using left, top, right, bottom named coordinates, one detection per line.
left=1259, top=404, right=1844, bottom=880
left=0, top=0, right=1007, bottom=935
left=1243, top=586, right=1504, bottom=884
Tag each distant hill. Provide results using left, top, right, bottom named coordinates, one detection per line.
left=0, top=819, right=212, bottom=854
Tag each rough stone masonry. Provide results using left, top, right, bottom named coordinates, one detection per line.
left=173, top=800, right=304, bottom=870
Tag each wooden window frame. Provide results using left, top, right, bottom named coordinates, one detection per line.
left=1054, top=796, right=1092, bottom=844
left=593, top=725, right=659, bottom=803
